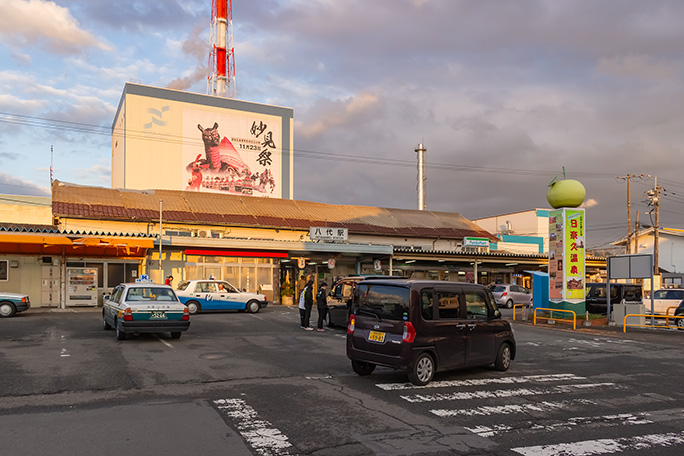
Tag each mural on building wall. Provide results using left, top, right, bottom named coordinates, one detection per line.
left=183, top=109, right=282, bottom=197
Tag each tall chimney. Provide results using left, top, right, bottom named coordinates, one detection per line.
left=415, top=143, right=427, bottom=210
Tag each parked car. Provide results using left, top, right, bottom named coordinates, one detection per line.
left=489, top=284, right=532, bottom=308
left=0, top=292, right=31, bottom=318
left=672, top=300, right=684, bottom=329
left=103, top=283, right=190, bottom=340
left=347, top=279, right=516, bottom=386
left=585, top=283, right=642, bottom=314
left=647, top=289, right=684, bottom=315
left=175, top=280, right=268, bottom=314
left=326, top=275, right=405, bottom=327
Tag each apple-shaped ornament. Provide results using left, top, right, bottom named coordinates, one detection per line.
left=546, top=168, right=586, bottom=208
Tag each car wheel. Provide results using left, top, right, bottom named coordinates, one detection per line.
left=185, top=301, right=200, bottom=315
left=170, top=332, right=182, bottom=339
left=246, top=300, right=260, bottom=313
left=494, top=343, right=512, bottom=371
left=676, top=317, right=684, bottom=330
left=351, top=360, right=376, bottom=376
left=408, top=352, right=435, bottom=386
left=115, top=320, right=127, bottom=341
left=0, top=302, right=16, bottom=318
left=103, top=312, right=112, bottom=330
left=506, top=300, right=514, bottom=309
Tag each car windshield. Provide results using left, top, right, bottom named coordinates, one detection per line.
left=177, top=281, right=190, bottom=291
left=355, top=284, right=410, bottom=321
left=125, top=287, right=177, bottom=302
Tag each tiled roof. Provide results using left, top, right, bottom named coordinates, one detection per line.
left=51, top=180, right=497, bottom=241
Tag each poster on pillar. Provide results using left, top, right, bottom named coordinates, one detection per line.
left=548, top=208, right=585, bottom=301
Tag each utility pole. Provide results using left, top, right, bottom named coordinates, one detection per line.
left=617, top=174, right=648, bottom=254
left=634, top=211, right=639, bottom=254
left=646, top=178, right=662, bottom=276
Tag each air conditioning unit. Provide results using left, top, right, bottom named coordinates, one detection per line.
left=198, top=230, right=210, bottom=238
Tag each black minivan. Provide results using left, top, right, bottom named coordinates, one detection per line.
left=346, top=279, right=516, bottom=386
left=585, top=283, right=643, bottom=314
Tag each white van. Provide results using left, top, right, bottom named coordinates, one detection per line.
left=648, top=289, right=684, bottom=315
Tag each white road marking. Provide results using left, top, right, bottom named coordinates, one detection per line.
left=465, top=413, right=652, bottom=437
left=511, top=431, right=684, bottom=455
left=214, top=398, right=293, bottom=456
left=250, top=314, right=264, bottom=320
left=60, top=348, right=70, bottom=358
left=376, top=374, right=584, bottom=391
left=400, top=382, right=615, bottom=403
left=431, top=399, right=597, bottom=417
left=155, top=335, right=174, bottom=348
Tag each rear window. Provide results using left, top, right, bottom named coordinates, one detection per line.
left=177, top=281, right=190, bottom=291
left=586, top=284, right=606, bottom=298
left=492, top=286, right=506, bottom=293
left=355, top=284, right=410, bottom=321
left=125, top=287, right=177, bottom=302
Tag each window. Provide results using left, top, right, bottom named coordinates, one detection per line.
left=421, top=290, right=434, bottom=320
left=437, top=289, right=461, bottom=319
left=510, top=285, right=520, bottom=293
left=355, top=284, right=410, bottom=321
left=196, top=282, right=217, bottom=293
left=111, top=286, right=123, bottom=304
left=465, top=291, right=488, bottom=319
left=0, top=260, right=7, bottom=281
left=668, top=290, right=684, bottom=300
left=177, top=281, right=191, bottom=291
left=219, top=282, right=238, bottom=293
left=125, top=287, right=177, bottom=302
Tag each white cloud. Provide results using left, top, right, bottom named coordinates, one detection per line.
left=0, top=0, right=110, bottom=54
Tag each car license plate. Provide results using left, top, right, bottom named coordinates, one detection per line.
left=368, top=330, right=385, bottom=343
left=150, top=310, right=166, bottom=319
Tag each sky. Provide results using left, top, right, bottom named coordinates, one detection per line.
left=1, top=0, right=684, bottom=250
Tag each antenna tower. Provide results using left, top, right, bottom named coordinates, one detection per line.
left=208, top=0, right=236, bottom=98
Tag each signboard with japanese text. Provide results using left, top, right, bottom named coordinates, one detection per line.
left=310, top=227, right=348, bottom=242
left=548, top=208, right=585, bottom=301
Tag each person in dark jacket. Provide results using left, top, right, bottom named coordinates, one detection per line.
left=316, top=282, right=328, bottom=332
left=303, top=280, right=314, bottom=330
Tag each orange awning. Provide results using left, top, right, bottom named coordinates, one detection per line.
left=0, top=233, right=153, bottom=258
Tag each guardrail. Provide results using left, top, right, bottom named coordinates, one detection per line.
left=533, top=308, right=577, bottom=330
left=624, top=313, right=684, bottom=332
left=513, top=303, right=527, bottom=321
left=665, top=306, right=679, bottom=326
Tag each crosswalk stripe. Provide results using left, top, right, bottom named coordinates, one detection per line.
left=214, top=398, right=293, bottom=456
left=511, top=431, right=684, bottom=456
left=400, top=382, right=615, bottom=403
left=376, top=373, right=584, bottom=391
left=465, top=412, right=652, bottom=437
left=431, top=398, right=597, bottom=417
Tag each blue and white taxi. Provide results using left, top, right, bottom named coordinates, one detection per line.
left=175, top=280, right=268, bottom=314
left=103, top=283, right=190, bottom=340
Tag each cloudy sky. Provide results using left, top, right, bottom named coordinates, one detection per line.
left=1, top=0, right=683, bottom=249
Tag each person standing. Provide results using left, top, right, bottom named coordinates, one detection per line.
left=165, top=275, right=173, bottom=286
left=316, top=282, right=328, bottom=332
left=303, top=279, right=314, bottom=330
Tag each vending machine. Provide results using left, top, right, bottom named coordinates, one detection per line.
left=66, top=267, right=98, bottom=307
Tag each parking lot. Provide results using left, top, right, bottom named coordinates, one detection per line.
left=2, top=305, right=684, bottom=455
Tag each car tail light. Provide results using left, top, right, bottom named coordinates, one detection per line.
left=21, top=297, right=28, bottom=303
left=402, top=321, right=416, bottom=343
left=182, top=308, right=190, bottom=321
left=501, top=292, right=508, bottom=297
left=123, top=308, right=133, bottom=321
left=347, top=315, right=355, bottom=333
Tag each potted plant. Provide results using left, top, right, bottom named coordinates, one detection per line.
left=280, top=281, right=294, bottom=306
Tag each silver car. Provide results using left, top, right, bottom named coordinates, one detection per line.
left=490, top=284, right=532, bottom=309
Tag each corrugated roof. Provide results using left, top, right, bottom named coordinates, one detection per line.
left=51, top=180, right=496, bottom=241
left=0, top=222, right=154, bottom=238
